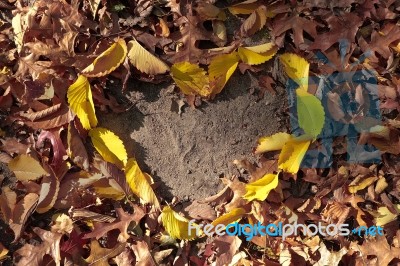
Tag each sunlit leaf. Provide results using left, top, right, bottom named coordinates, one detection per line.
left=81, top=39, right=127, bottom=77
left=278, top=138, right=311, bottom=173
left=296, top=88, right=325, bottom=139
left=161, top=206, right=199, bottom=240
left=67, top=75, right=97, bottom=130
left=127, top=39, right=170, bottom=75
left=348, top=176, right=377, bottom=194
left=238, top=43, right=278, bottom=65
left=211, top=207, right=246, bottom=226
left=209, top=52, right=240, bottom=95
left=243, top=173, right=279, bottom=202
left=280, top=53, right=309, bottom=91
left=255, top=132, right=292, bottom=154
left=89, top=127, right=128, bottom=169
left=125, top=158, right=160, bottom=208
left=171, top=62, right=210, bottom=96
left=8, top=154, right=47, bottom=181
left=375, top=205, right=400, bottom=226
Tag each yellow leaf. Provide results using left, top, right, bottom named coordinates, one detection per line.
left=0, top=243, right=8, bottom=261
left=88, top=127, right=128, bottom=169
left=278, top=138, right=311, bottom=173
left=125, top=158, right=160, bottom=208
left=238, top=43, right=278, bottom=65
left=161, top=206, right=199, bottom=240
left=94, top=186, right=125, bottom=200
left=228, top=0, right=261, bottom=15
left=243, top=173, right=279, bottom=201
left=348, top=177, right=377, bottom=194
left=81, top=39, right=127, bottom=77
left=211, top=207, right=246, bottom=226
left=67, top=75, right=97, bottom=130
left=209, top=52, right=240, bottom=95
left=171, top=62, right=210, bottom=96
left=255, top=132, right=292, bottom=154
left=8, top=154, right=48, bottom=181
left=375, top=205, right=400, bottom=226
left=127, top=39, right=170, bottom=75
left=280, top=53, right=309, bottom=91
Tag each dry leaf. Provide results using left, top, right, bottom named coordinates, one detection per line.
left=8, top=154, right=47, bottom=181
left=238, top=43, right=278, bottom=65
left=82, top=39, right=127, bottom=77
left=127, top=39, right=169, bottom=75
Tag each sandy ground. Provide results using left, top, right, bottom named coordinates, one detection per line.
left=99, top=73, right=284, bottom=201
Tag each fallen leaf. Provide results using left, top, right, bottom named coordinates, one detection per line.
left=15, top=228, right=62, bottom=266
left=240, top=5, right=267, bottom=37
left=278, top=137, right=311, bottom=174
left=85, top=240, right=126, bottom=266
left=228, top=0, right=261, bottom=15
left=296, top=88, right=325, bottom=139
left=209, top=52, right=240, bottom=95
left=348, top=176, right=377, bottom=194
left=211, top=207, right=246, bottom=226
left=130, top=239, right=157, bottom=266
left=81, top=39, right=127, bottom=77
left=243, top=173, right=279, bottom=202
left=67, top=122, right=89, bottom=170
left=89, top=127, right=128, bottom=169
left=171, top=62, right=210, bottom=96
left=125, top=158, right=160, bottom=208
left=127, top=39, right=170, bottom=75
left=8, top=154, right=47, bottom=181
left=161, top=206, right=199, bottom=240
left=214, top=235, right=242, bottom=266
left=280, top=53, right=309, bottom=91
left=83, top=205, right=145, bottom=242
left=67, top=75, right=98, bottom=130
left=255, top=132, right=292, bottom=154
left=238, top=43, right=278, bottom=65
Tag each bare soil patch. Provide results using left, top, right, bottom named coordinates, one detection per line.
left=100, top=73, right=284, bottom=200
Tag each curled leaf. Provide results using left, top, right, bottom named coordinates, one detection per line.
left=127, top=39, right=169, bottom=75
left=81, top=39, right=127, bottom=77
left=243, top=173, right=279, bottom=202
left=67, top=75, right=97, bottom=130
left=89, top=127, right=128, bottom=169
left=171, top=62, right=210, bottom=96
